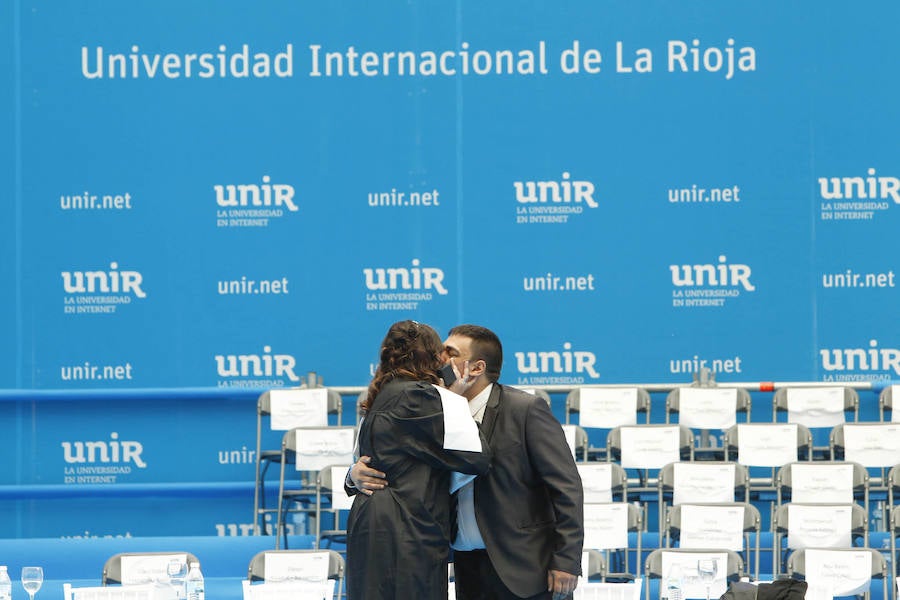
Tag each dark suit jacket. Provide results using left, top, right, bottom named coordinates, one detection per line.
left=468, top=384, right=584, bottom=598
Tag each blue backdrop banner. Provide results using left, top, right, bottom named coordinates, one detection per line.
left=1, top=0, right=898, bottom=539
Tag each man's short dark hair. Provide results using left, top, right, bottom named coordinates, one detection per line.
left=448, top=324, right=503, bottom=382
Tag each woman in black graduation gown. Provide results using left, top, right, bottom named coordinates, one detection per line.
left=346, top=320, right=491, bottom=600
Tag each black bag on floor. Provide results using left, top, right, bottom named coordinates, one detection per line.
left=720, top=579, right=808, bottom=600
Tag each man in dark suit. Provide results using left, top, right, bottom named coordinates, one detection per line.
left=350, top=324, right=584, bottom=599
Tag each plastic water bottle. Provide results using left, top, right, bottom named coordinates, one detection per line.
left=167, top=558, right=187, bottom=599
left=185, top=562, right=205, bottom=600
left=665, top=564, right=684, bottom=600
left=0, top=566, right=11, bottom=600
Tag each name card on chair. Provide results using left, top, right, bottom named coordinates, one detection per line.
left=242, top=580, right=335, bottom=600
left=843, top=424, right=900, bottom=467
left=584, top=502, right=629, bottom=550
left=787, top=504, right=851, bottom=549
left=295, top=428, right=355, bottom=471
left=330, top=465, right=355, bottom=510
left=619, top=426, right=679, bottom=469
left=673, top=462, right=735, bottom=504
left=803, top=549, right=872, bottom=596
left=573, top=579, right=642, bottom=600
left=265, top=550, right=330, bottom=582
left=578, top=463, right=614, bottom=503
left=679, top=504, right=745, bottom=550
left=790, top=463, right=853, bottom=503
left=64, top=584, right=166, bottom=600
left=120, top=554, right=191, bottom=585
left=578, top=388, right=638, bottom=428
left=736, top=424, right=797, bottom=467
left=270, top=389, right=328, bottom=430
left=786, top=388, right=844, bottom=428
left=678, top=388, right=737, bottom=430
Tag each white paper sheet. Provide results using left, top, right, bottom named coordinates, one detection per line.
left=435, top=385, right=482, bottom=452
left=678, top=388, right=737, bottom=430
left=269, top=388, right=329, bottom=430
left=584, top=502, right=629, bottom=550
left=65, top=583, right=165, bottom=600
left=578, top=388, right=638, bottom=428
left=786, top=388, right=845, bottom=428
left=802, top=549, right=872, bottom=596
left=803, top=581, right=834, bottom=600
left=574, top=579, right=642, bottom=600
left=673, top=462, right=736, bottom=505
left=790, top=463, right=853, bottom=503
left=295, top=427, right=355, bottom=471
left=563, top=424, right=579, bottom=459
left=787, top=504, right=852, bottom=549
left=578, top=463, right=614, bottom=503
left=329, top=465, right=354, bottom=510
left=619, top=426, right=679, bottom=469
left=736, top=424, right=797, bottom=467
left=842, top=423, right=900, bottom=467
left=243, top=579, right=336, bottom=600
left=120, top=554, right=190, bottom=586
left=264, top=551, right=330, bottom=582
left=679, top=504, right=745, bottom=550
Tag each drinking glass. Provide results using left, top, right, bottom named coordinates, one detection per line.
left=697, top=559, right=718, bottom=600
left=21, top=566, right=43, bottom=600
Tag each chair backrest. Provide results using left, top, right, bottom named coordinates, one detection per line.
left=665, top=387, right=751, bottom=428
left=247, top=549, right=345, bottom=582
left=259, top=388, right=343, bottom=424
left=565, top=386, right=651, bottom=426
left=282, top=426, right=357, bottom=472
left=659, top=461, right=750, bottom=505
left=773, top=387, right=858, bottom=426
left=878, top=384, right=897, bottom=422
left=583, top=502, right=643, bottom=580
left=511, top=386, right=552, bottom=407
left=724, top=422, right=813, bottom=465
left=888, top=463, right=900, bottom=506
left=786, top=548, right=886, bottom=600
left=665, top=502, right=761, bottom=580
left=774, top=387, right=858, bottom=460
left=607, top=424, right=695, bottom=468
left=775, top=460, right=869, bottom=507
left=355, top=390, right=367, bottom=425
left=577, top=461, right=628, bottom=503
left=582, top=549, right=606, bottom=580
left=830, top=423, right=900, bottom=471
left=101, top=551, right=200, bottom=585
left=644, top=548, right=744, bottom=600
left=561, top=424, right=590, bottom=461
left=667, top=502, right=760, bottom=546
left=314, top=463, right=353, bottom=549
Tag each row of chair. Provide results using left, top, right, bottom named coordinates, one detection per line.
left=64, top=549, right=346, bottom=600
left=637, top=547, right=889, bottom=600
left=252, top=391, right=900, bottom=549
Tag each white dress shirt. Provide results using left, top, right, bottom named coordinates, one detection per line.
left=451, top=383, right=492, bottom=551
